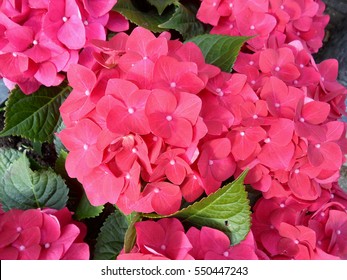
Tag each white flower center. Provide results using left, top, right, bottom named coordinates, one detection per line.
left=62, top=16, right=68, bottom=22
left=128, top=107, right=135, bottom=114
left=170, top=82, right=176, bottom=88
left=169, top=159, right=175, bottom=165
left=153, top=188, right=160, bottom=193
left=240, top=131, right=245, bottom=136
left=83, top=144, right=88, bottom=150
left=166, top=115, right=173, bottom=121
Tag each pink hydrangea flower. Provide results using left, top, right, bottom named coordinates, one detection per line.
left=0, top=208, right=89, bottom=260
left=197, top=0, right=329, bottom=52
left=0, top=0, right=128, bottom=94
left=117, top=218, right=262, bottom=260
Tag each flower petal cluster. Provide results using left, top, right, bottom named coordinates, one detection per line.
left=252, top=185, right=347, bottom=259
left=0, top=207, right=89, bottom=260
left=117, top=218, right=262, bottom=260
left=197, top=0, right=347, bottom=260
left=197, top=0, right=329, bottom=52
left=0, top=0, right=128, bottom=94
left=59, top=27, right=224, bottom=215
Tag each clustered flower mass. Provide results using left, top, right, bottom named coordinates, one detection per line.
left=0, top=0, right=346, bottom=260
left=0, top=207, right=89, bottom=259
left=0, top=0, right=128, bottom=94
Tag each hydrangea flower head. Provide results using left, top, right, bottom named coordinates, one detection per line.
left=0, top=208, right=89, bottom=260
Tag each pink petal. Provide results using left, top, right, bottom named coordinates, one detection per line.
left=288, top=173, right=320, bottom=200
left=147, top=182, right=182, bottom=215
left=0, top=247, right=19, bottom=259
left=165, top=162, right=187, bottom=185
left=258, top=142, right=294, bottom=170
left=84, top=165, right=125, bottom=205
left=317, top=59, right=338, bottom=81
left=6, top=26, right=34, bottom=51
left=34, top=61, right=58, bottom=86
left=174, top=92, right=202, bottom=124
left=301, top=101, right=330, bottom=124
left=135, top=220, right=165, bottom=251
left=67, top=64, right=96, bottom=93
left=105, top=78, right=138, bottom=99
left=146, top=89, right=177, bottom=115
left=200, top=227, right=230, bottom=254
left=268, top=118, right=294, bottom=146
left=210, top=157, right=236, bottom=181
left=58, top=15, right=86, bottom=49
left=165, top=230, right=193, bottom=260
left=165, top=118, right=193, bottom=147
left=62, top=243, right=90, bottom=260
left=40, top=213, right=61, bottom=244
left=83, top=0, right=117, bottom=17
left=259, top=49, right=278, bottom=73
left=277, top=63, right=300, bottom=81
left=180, top=173, right=204, bottom=203
left=107, top=11, right=129, bottom=32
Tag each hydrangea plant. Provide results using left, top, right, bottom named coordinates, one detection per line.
left=0, top=0, right=346, bottom=260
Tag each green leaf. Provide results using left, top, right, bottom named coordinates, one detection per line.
left=187, top=34, right=250, bottom=72
left=75, top=193, right=104, bottom=220
left=53, top=118, right=66, bottom=154
left=124, top=212, right=142, bottom=253
left=54, top=150, right=68, bottom=179
left=114, top=0, right=173, bottom=33
left=0, top=148, right=21, bottom=178
left=0, top=153, right=69, bottom=211
left=159, top=2, right=206, bottom=40
left=94, top=210, right=129, bottom=260
left=0, top=84, right=70, bottom=143
left=145, top=171, right=251, bottom=245
left=147, top=0, right=177, bottom=15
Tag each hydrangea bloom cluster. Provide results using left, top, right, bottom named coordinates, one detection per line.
left=197, top=0, right=347, bottom=260
left=0, top=207, right=89, bottom=260
left=197, top=0, right=329, bottom=52
left=59, top=26, right=224, bottom=215
left=0, top=0, right=128, bottom=94
left=252, top=183, right=347, bottom=259
left=117, top=218, right=263, bottom=260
